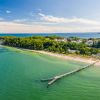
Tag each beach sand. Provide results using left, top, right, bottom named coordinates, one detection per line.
left=32, top=50, right=100, bottom=66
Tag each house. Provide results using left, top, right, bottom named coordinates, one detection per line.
left=68, top=49, right=77, bottom=53
left=77, top=39, right=82, bottom=43
left=85, top=40, right=93, bottom=45
left=0, top=40, right=3, bottom=45
left=92, top=53, right=100, bottom=59
left=54, top=38, right=67, bottom=42
left=71, top=39, right=82, bottom=43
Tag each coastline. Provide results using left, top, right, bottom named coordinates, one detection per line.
left=32, top=50, right=100, bottom=66
left=3, top=45, right=100, bottom=66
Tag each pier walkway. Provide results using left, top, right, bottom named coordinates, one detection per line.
left=41, top=60, right=99, bottom=88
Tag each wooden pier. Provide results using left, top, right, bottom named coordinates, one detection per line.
left=41, top=60, right=99, bottom=88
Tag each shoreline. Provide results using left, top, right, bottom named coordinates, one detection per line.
left=2, top=45, right=100, bottom=66
left=32, top=50, right=100, bottom=66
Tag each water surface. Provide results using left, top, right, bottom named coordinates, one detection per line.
left=0, top=47, right=100, bottom=100
left=0, top=33, right=100, bottom=38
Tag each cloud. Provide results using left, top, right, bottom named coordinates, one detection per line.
left=39, top=13, right=100, bottom=25
left=0, top=21, right=55, bottom=33
left=0, top=21, right=100, bottom=33
left=0, top=13, right=100, bottom=33
left=29, top=8, right=42, bottom=17
left=6, top=10, right=11, bottom=14
left=0, top=17, right=4, bottom=21
left=13, top=19, right=28, bottom=23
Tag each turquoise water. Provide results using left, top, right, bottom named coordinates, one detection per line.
left=0, top=47, right=100, bottom=100
left=0, top=33, right=100, bottom=38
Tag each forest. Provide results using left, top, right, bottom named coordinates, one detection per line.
left=0, top=36, right=100, bottom=56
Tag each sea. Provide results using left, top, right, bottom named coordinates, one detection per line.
left=0, top=46, right=100, bottom=100
left=0, top=32, right=100, bottom=38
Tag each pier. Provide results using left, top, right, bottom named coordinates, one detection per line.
left=41, top=60, right=99, bottom=88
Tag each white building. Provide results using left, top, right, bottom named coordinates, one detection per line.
left=85, top=40, right=93, bottom=45
left=54, top=38, right=67, bottom=42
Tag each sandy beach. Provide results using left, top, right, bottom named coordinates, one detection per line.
left=32, top=50, right=100, bottom=66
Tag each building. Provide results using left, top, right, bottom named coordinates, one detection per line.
left=85, top=40, right=93, bottom=45
left=54, top=38, right=67, bottom=42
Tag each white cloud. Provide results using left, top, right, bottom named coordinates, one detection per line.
left=0, top=21, right=100, bottom=33
left=0, top=13, right=100, bottom=33
left=0, top=17, right=4, bottom=21
left=29, top=9, right=42, bottom=17
left=6, top=10, right=11, bottom=14
left=0, top=21, right=55, bottom=33
left=39, top=13, right=100, bottom=25
left=13, top=19, right=28, bottom=23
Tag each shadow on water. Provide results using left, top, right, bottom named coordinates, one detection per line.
left=0, top=47, right=10, bottom=53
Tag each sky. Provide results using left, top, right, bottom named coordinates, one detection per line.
left=0, top=0, right=100, bottom=33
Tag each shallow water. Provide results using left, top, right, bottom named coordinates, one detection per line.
left=0, top=47, right=100, bottom=100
